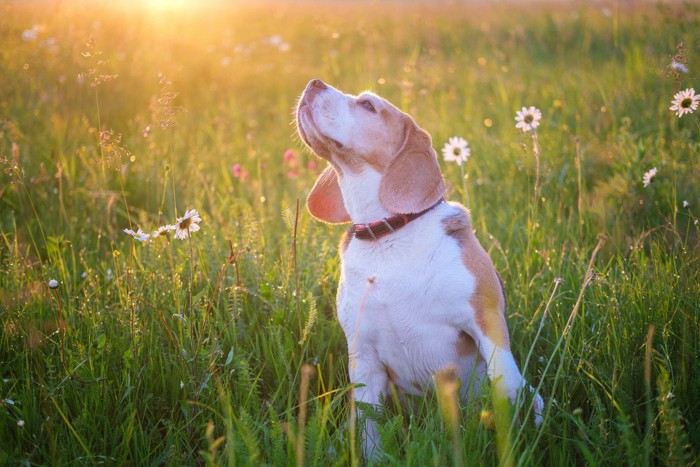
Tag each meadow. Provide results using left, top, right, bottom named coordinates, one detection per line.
left=1, top=1, right=699, bottom=465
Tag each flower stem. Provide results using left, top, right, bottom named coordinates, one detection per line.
left=460, top=162, right=470, bottom=209
left=531, top=129, right=541, bottom=204
left=575, top=136, right=583, bottom=238
left=188, top=232, right=194, bottom=314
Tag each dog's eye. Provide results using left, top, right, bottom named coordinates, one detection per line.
left=358, top=99, right=376, bottom=113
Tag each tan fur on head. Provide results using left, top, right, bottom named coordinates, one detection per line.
left=379, top=118, right=446, bottom=214
left=297, top=79, right=445, bottom=220
left=307, top=166, right=351, bottom=223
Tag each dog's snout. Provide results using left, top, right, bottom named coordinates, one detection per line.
left=308, top=79, right=328, bottom=91
left=301, top=79, right=329, bottom=106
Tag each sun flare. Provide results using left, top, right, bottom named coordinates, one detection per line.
left=140, top=0, right=209, bottom=11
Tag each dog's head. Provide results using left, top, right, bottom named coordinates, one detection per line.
left=296, top=79, right=445, bottom=223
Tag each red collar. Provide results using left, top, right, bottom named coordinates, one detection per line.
left=351, top=199, right=444, bottom=241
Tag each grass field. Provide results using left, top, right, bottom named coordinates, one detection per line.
left=1, top=1, right=699, bottom=465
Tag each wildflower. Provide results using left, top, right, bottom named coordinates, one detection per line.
left=683, top=200, right=689, bottom=208
left=42, top=37, right=57, bottom=48
left=48, top=279, right=59, bottom=289
left=152, top=224, right=175, bottom=238
left=180, top=380, right=184, bottom=389
left=21, top=29, right=38, bottom=41
left=123, top=228, right=150, bottom=242
left=670, top=61, right=689, bottom=74
left=283, top=149, right=296, bottom=164
left=268, top=35, right=283, bottom=46
left=515, top=106, right=542, bottom=132
left=174, top=209, right=202, bottom=240
left=232, top=163, right=249, bottom=182
left=669, top=88, right=699, bottom=117
left=17, top=420, right=25, bottom=427
left=106, top=268, right=113, bottom=281
left=642, top=167, right=657, bottom=188
left=441, top=137, right=471, bottom=166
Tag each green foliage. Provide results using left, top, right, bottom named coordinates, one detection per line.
left=1, top=1, right=699, bottom=465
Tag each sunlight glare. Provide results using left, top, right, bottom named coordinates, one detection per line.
left=141, top=0, right=208, bottom=11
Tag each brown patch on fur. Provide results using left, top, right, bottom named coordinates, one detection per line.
left=384, top=364, right=399, bottom=383
left=307, top=166, right=351, bottom=224
left=496, top=271, right=508, bottom=314
left=442, top=206, right=510, bottom=350
left=442, top=210, right=470, bottom=237
left=378, top=118, right=446, bottom=214
left=339, top=228, right=353, bottom=254
left=455, top=330, right=478, bottom=357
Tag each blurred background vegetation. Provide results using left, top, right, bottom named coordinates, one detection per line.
left=1, top=1, right=698, bottom=465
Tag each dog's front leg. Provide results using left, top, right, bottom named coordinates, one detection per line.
left=469, top=322, right=544, bottom=425
left=348, top=352, right=387, bottom=461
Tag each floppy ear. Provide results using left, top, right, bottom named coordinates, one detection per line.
left=307, top=165, right=351, bottom=223
left=379, top=118, right=446, bottom=214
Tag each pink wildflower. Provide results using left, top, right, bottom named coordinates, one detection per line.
left=283, top=149, right=296, bottom=164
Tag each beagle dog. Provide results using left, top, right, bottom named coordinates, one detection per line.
left=296, top=79, right=543, bottom=458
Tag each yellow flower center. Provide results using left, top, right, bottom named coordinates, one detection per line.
left=179, top=217, right=192, bottom=230
left=524, top=114, right=534, bottom=124
left=681, top=97, right=692, bottom=109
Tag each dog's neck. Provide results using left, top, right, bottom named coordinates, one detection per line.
left=337, top=167, right=393, bottom=224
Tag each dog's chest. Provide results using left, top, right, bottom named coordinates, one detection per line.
left=337, top=216, right=479, bottom=386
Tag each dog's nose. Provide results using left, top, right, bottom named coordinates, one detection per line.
left=307, top=79, right=328, bottom=92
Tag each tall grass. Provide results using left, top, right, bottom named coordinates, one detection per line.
left=1, top=2, right=699, bottom=465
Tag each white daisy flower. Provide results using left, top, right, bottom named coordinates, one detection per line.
left=21, top=26, right=39, bottom=42
left=152, top=224, right=176, bottom=238
left=642, top=167, right=657, bottom=188
left=670, top=61, right=689, bottom=74
left=515, top=106, right=542, bottom=132
left=669, top=88, right=700, bottom=117
left=682, top=200, right=689, bottom=208
left=441, top=137, right=471, bottom=165
left=174, top=209, right=202, bottom=240
left=123, top=228, right=150, bottom=242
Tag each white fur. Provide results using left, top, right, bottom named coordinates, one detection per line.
left=337, top=168, right=392, bottom=223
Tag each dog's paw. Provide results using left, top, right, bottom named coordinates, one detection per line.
left=530, top=386, right=544, bottom=426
